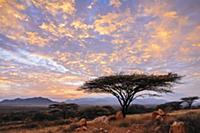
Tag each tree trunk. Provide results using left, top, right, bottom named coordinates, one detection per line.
left=188, top=102, right=192, bottom=109
left=122, top=107, right=126, bottom=118
left=121, top=104, right=129, bottom=118
left=63, top=111, right=66, bottom=119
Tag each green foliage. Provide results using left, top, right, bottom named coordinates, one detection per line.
left=78, top=106, right=115, bottom=119
left=31, top=112, right=57, bottom=121
left=127, top=104, right=154, bottom=114
left=102, top=105, right=116, bottom=114
left=181, top=96, right=199, bottom=109
left=24, top=123, right=39, bottom=128
left=156, top=101, right=182, bottom=112
left=80, top=73, right=182, bottom=117
left=48, top=103, right=79, bottom=119
left=0, top=112, right=30, bottom=122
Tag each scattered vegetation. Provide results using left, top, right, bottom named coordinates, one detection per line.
left=180, top=96, right=199, bottom=109
left=78, top=105, right=115, bottom=119
left=127, top=104, right=154, bottom=114
left=80, top=73, right=182, bottom=117
left=48, top=103, right=79, bottom=119
left=177, top=112, right=200, bottom=133
left=156, top=101, right=183, bottom=112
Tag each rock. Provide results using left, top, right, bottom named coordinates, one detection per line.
left=104, top=129, right=108, bottom=133
left=82, top=126, right=87, bottom=131
left=93, top=127, right=108, bottom=133
left=115, top=111, right=124, bottom=120
left=99, top=128, right=104, bottom=131
left=75, top=126, right=87, bottom=132
left=75, top=127, right=82, bottom=132
left=152, top=111, right=160, bottom=120
left=77, top=118, right=87, bottom=127
left=107, top=115, right=116, bottom=121
left=158, top=109, right=165, bottom=115
left=169, top=121, right=187, bottom=133
left=126, top=130, right=131, bottom=133
left=152, top=109, right=168, bottom=122
left=91, top=115, right=109, bottom=124
left=154, top=126, right=162, bottom=132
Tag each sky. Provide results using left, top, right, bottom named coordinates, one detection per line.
left=0, top=0, right=200, bottom=101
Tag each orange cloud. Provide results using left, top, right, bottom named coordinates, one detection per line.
left=109, top=0, right=121, bottom=8
left=32, top=0, right=76, bottom=16
left=25, top=32, right=48, bottom=47
left=94, top=9, right=134, bottom=35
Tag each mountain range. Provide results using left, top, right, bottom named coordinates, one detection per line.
left=0, top=97, right=58, bottom=106
left=65, top=97, right=167, bottom=105
left=0, top=97, right=167, bottom=106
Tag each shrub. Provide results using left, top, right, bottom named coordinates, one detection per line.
left=54, top=119, right=72, bottom=125
left=156, top=101, right=182, bottom=112
left=0, top=112, right=29, bottom=122
left=48, top=103, right=79, bottom=119
left=102, top=105, right=116, bottom=114
left=78, top=106, right=114, bottom=119
left=127, top=104, right=154, bottom=114
left=24, top=123, right=39, bottom=128
left=177, top=112, right=200, bottom=133
left=144, top=121, right=170, bottom=133
left=31, top=112, right=57, bottom=121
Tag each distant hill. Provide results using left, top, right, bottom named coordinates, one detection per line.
left=65, top=97, right=167, bottom=105
left=0, top=97, right=58, bottom=106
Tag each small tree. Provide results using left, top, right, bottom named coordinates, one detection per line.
left=49, top=103, right=79, bottom=119
left=157, top=101, right=183, bottom=111
left=80, top=73, right=182, bottom=117
left=181, top=96, right=199, bottom=109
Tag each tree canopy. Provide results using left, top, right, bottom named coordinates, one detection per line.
left=49, top=103, right=79, bottom=119
left=181, top=96, right=199, bottom=108
left=80, top=73, right=182, bottom=117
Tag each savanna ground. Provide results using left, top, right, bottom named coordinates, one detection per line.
left=0, top=105, right=200, bottom=133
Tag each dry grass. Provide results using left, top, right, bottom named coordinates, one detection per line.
left=1, top=109, right=200, bottom=133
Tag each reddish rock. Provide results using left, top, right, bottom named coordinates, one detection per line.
left=107, top=115, right=116, bottom=121
left=91, top=115, right=109, bottom=124
left=169, top=121, right=187, bottom=133
left=115, top=111, right=124, bottom=120
left=152, top=109, right=168, bottom=122
left=77, top=118, right=87, bottom=127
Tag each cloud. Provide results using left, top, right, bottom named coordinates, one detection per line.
left=0, top=0, right=200, bottom=100
left=109, top=0, right=121, bottom=8
left=31, top=0, right=76, bottom=16
left=0, top=47, right=80, bottom=74
left=94, top=9, right=134, bottom=35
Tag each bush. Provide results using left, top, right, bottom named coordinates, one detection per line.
left=127, top=104, right=154, bottom=114
left=0, top=112, right=29, bottom=122
left=24, top=123, right=39, bottom=128
left=177, top=112, right=200, bottom=133
left=102, top=105, right=116, bottom=114
left=78, top=106, right=114, bottom=119
left=31, top=112, right=57, bottom=121
left=54, top=119, right=72, bottom=125
left=156, top=101, right=182, bottom=112
left=48, top=103, right=79, bottom=119
left=144, top=121, right=170, bottom=133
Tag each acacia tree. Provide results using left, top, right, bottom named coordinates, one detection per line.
left=181, top=96, right=199, bottom=109
left=49, top=103, right=79, bottom=119
left=80, top=73, right=182, bottom=117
